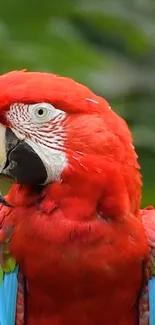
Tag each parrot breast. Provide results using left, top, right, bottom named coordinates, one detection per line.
left=0, top=183, right=149, bottom=325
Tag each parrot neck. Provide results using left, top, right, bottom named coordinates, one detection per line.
left=6, top=160, right=140, bottom=222
left=6, top=178, right=102, bottom=222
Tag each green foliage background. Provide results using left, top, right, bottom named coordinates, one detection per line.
left=0, top=0, right=154, bottom=207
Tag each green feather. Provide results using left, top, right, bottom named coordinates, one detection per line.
left=151, top=256, right=155, bottom=276
left=2, top=257, right=16, bottom=273
left=0, top=223, right=16, bottom=285
left=0, top=258, right=16, bottom=285
left=0, top=267, right=3, bottom=284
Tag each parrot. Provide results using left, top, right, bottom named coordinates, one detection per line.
left=0, top=69, right=153, bottom=325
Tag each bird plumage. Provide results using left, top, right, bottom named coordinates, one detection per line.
left=0, top=70, right=150, bottom=325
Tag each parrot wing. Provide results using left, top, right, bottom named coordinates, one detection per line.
left=142, top=206, right=155, bottom=254
left=0, top=203, right=24, bottom=325
left=139, top=207, right=155, bottom=325
left=0, top=203, right=16, bottom=283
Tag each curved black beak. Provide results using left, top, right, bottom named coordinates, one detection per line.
left=0, top=126, right=47, bottom=185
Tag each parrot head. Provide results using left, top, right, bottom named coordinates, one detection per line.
left=0, top=70, right=141, bottom=218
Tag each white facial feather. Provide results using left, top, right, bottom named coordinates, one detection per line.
left=0, top=123, right=7, bottom=172
left=6, top=102, right=67, bottom=183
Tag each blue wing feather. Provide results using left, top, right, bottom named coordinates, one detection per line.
left=0, top=266, right=18, bottom=325
left=149, top=276, right=155, bottom=325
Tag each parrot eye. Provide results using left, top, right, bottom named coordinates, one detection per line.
left=35, top=106, right=48, bottom=119
left=37, top=108, right=45, bottom=116
left=31, top=103, right=56, bottom=123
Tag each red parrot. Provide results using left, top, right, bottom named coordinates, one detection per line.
left=0, top=70, right=151, bottom=325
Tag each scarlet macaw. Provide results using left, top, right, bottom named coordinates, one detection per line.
left=0, top=70, right=153, bottom=325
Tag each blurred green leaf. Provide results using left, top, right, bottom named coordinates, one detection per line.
left=0, top=0, right=154, bottom=205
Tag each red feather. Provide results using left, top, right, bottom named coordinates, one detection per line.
left=0, top=71, right=149, bottom=325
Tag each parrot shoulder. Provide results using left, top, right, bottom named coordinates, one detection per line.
left=0, top=202, right=16, bottom=283
left=141, top=206, right=155, bottom=251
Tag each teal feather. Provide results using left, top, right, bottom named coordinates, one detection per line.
left=149, top=276, right=155, bottom=325
left=0, top=266, right=19, bottom=325
left=0, top=277, right=7, bottom=325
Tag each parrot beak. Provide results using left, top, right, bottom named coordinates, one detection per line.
left=0, top=123, right=47, bottom=185
left=0, top=124, right=19, bottom=182
left=0, top=193, right=12, bottom=206
left=0, top=123, right=8, bottom=173
left=0, top=124, right=13, bottom=206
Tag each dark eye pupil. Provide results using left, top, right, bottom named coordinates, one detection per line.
left=38, top=108, right=44, bottom=116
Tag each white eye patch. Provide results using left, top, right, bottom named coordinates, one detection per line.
left=7, top=102, right=65, bottom=127
left=7, top=102, right=67, bottom=184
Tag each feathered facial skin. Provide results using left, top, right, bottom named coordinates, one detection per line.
left=0, top=71, right=149, bottom=325
left=0, top=70, right=142, bottom=217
